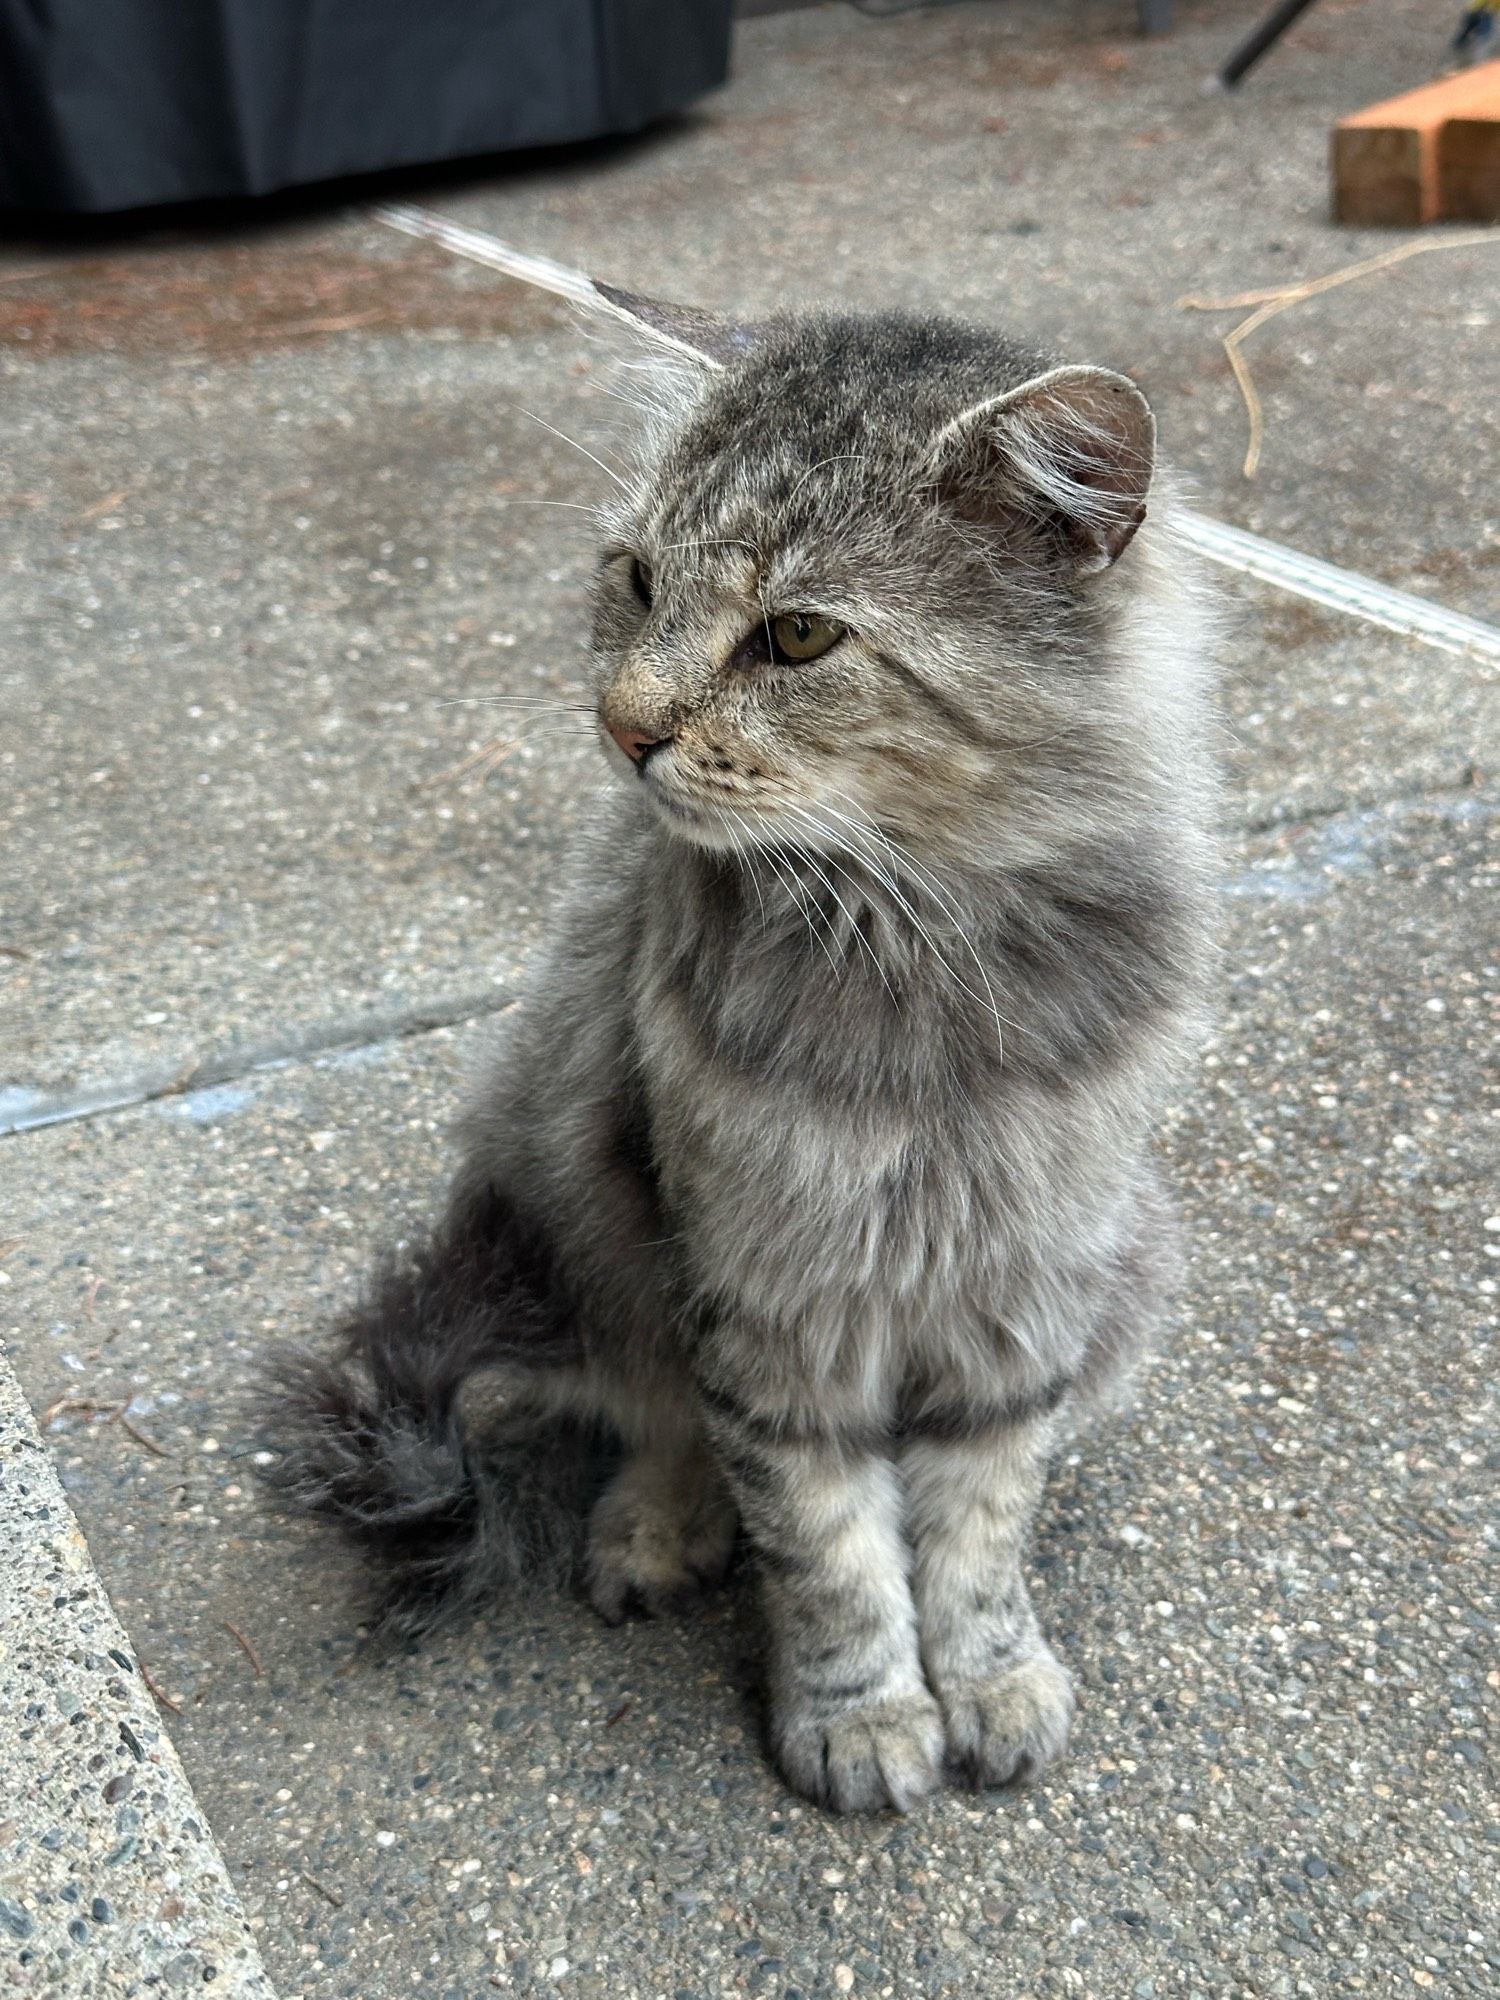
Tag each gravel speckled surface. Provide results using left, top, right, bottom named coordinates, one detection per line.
left=4, top=1, right=1497, bottom=1109
left=4, top=793, right=1495, bottom=1999
left=432, top=0, right=1500, bottom=617
left=0, top=1364, right=275, bottom=1996
left=2, top=3, right=1496, bottom=1996
left=0, top=267, right=597, bottom=1102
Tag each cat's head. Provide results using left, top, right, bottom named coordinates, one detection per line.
left=587, top=292, right=1168, bottom=867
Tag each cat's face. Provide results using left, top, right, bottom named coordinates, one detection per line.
left=587, top=311, right=1155, bottom=865
left=590, top=483, right=998, bottom=863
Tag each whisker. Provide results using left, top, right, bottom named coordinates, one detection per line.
left=755, top=574, right=776, bottom=674
left=785, top=453, right=873, bottom=510
left=779, top=834, right=858, bottom=988
left=436, top=696, right=594, bottom=714
left=815, top=815, right=955, bottom=1000
left=811, top=795, right=1011, bottom=1053
left=500, top=727, right=598, bottom=746
left=778, top=826, right=848, bottom=962
left=434, top=723, right=597, bottom=781
left=710, top=806, right=771, bottom=930
left=741, top=845, right=773, bottom=931
left=759, top=840, right=841, bottom=979
left=802, top=800, right=932, bottom=929
left=426, top=739, right=522, bottom=786
left=492, top=498, right=602, bottom=515
left=786, top=806, right=901, bottom=1010
left=762, top=845, right=826, bottom=964
left=656, top=534, right=765, bottom=561
left=514, top=406, right=632, bottom=496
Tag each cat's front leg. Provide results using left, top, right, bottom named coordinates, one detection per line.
left=903, top=1382, right=1076, bottom=1790
left=698, top=1362, right=943, bottom=1813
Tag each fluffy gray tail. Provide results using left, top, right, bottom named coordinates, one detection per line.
left=256, top=1182, right=594, bottom=1637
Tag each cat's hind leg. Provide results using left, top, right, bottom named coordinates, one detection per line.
left=257, top=1176, right=592, bottom=1635
left=585, top=1426, right=737, bottom=1622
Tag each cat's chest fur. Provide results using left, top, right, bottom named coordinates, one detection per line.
left=624, top=828, right=1037, bottom=1351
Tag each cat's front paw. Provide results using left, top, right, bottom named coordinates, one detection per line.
left=772, top=1691, right=944, bottom=1814
left=585, top=1458, right=737, bottom=1623
left=937, top=1645, right=1075, bottom=1790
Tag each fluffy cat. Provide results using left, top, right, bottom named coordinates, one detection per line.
left=262, top=291, right=1217, bottom=1813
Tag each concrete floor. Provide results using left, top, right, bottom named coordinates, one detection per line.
left=3, top=3, right=1496, bottom=1996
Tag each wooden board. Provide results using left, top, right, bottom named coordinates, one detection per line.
left=1333, top=60, right=1500, bottom=226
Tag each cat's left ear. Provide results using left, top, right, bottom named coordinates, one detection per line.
left=926, top=365, right=1156, bottom=574
left=593, top=281, right=761, bottom=369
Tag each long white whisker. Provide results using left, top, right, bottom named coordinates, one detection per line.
left=515, top=406, right=631, bottom=495
left=761, top=840, right=841, bottom=979
left=436, top=696, right=593, bottom=713
left=780, top=847, right=845, bottom=980
left=715, top=810, right=772, bottom=929
left=812, top=795, right=1010, bottom=1053
left=785, top=452, right=872, bottom=510
left=493, top=498, right=602, bottom=516
left=481, top=725, right=598, bottom=751
left=778, top=826, right=853, bottom=977
left=804, top=803, right=954, bottom=994
left=875, top=842, right=1012, bottom=1046
left=657, top=534, right=764, bottom=561
left=747, top=848, right=780, bottom=933
left=786, top=806, right=900, bottom=1009
left=793, top=802, right=978, bottom=1113
left=757, top=842, right=814, bottom=957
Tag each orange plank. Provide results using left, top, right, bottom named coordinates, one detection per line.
left=1333, top=59, right=1500, bottom=226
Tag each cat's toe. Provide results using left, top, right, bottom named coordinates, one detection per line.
left=680, top=1501, right=738, bottom=1591
left=585, top=1485, right=736, bottom=1624
left=938, top=1646, right=1075, bottom=1790
left=773, top=1692, right=944, bottom=1814
left=585, top=1533, right=701, bottom=1623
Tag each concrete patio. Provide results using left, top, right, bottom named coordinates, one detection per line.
left=2, top=3, right=1495, bottom=1995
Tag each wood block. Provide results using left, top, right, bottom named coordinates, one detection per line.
left=1442, top=116, right=1500, bottom=220
left=1333, top=60, right=1500, bottom=226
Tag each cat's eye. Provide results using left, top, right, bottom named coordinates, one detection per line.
left=629, top=556, right=654, bottom=608
left=769, top=612, right=844, bottom=665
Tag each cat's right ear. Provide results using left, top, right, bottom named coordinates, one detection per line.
left=592, top=282, right=761, bottom=370
left=923, top=365, right=1156, bottom=575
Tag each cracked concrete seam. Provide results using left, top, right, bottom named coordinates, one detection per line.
left=3, top=783, right=1493, bottom=1146
left=0, top=985, right=516, bottom=1141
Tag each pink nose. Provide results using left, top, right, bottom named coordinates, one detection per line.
left=608, top=724, right=667, bottom=766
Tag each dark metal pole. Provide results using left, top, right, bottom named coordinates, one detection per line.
left=1218, top=0, right=1323, bottom=90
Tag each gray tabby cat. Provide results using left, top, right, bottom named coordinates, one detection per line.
left=263, top=290, right=1217, bottom=1813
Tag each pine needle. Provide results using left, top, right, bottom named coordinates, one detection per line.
left=1178, top=232, right=1500, bottom=478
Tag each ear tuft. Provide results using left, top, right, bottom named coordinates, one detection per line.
left=927, top=365, right=1156, bottom=574
left=592, top=282, right=761, bottom=369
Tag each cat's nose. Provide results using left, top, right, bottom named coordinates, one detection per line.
left=608, top=724, right=669, bottom=768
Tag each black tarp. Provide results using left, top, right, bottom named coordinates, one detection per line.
left=0, top=1, right=734, bottom=212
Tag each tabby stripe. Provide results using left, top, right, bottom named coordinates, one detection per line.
left=898, top=1371, right=1073, bottom=1444
left=697, top=1379, right=886, bottom=1453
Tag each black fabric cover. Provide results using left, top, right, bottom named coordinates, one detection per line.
left=0, top=1, right=734, bottom=213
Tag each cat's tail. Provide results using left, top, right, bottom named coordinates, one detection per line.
left=255, top=1182, right=594, bottom=1637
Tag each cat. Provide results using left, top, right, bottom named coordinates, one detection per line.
left=261, top=288, right=1218, bottom=1813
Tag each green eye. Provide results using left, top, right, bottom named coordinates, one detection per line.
left=769, top=612, right=844, bottom=664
